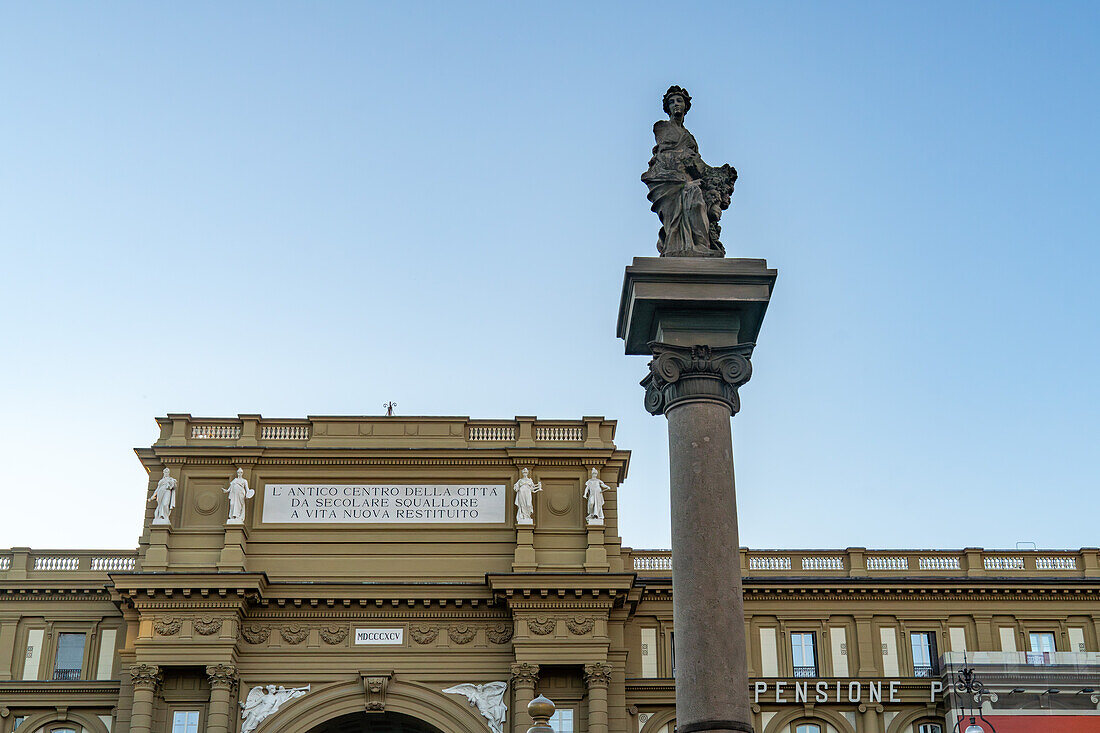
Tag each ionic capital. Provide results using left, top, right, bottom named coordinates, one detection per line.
left=129, top=664, right=162, bottom=691
left=583, top=662, right=613, bottom=688
left=510, top=662, right=540, bottom=687
left=641, top=342, right=753, bottom=416
left=206, top=663, right=238, bottom=691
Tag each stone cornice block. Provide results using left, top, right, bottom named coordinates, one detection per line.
left=617, top=257, right=777, bottom=355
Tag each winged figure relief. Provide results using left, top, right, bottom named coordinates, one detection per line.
left=442, top=681, right=508, bottom=733
left=240, top=684, right=311, bottom=733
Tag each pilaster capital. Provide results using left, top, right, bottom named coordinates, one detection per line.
left=641, top=342, right=753, bottom=416
left=129, top=664, right=162, bottom=691
left=510, top=662, right=540, bottom=687
left=205, top=664, right=238, bottom=690
left=582, top=663, right=613, bottom=688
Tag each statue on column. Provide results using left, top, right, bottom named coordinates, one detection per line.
left=150, top=468, right=177, bottom=525
left=583, top=468, right=610, bottom=525
left=513, top=468, right=542, bottom=525
left=642, top=85, right=737, bottom=257
left=223, top=467, right=255, bottom=524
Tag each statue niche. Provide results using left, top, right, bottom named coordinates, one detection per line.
left=642, top=85, right=737, bottom=257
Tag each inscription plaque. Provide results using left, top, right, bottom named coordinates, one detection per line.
left=261, top=484, right=506, bottom=524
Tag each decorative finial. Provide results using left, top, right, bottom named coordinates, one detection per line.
left=527, top=695, right=555, bottom=733
left=383, top=401, right=397, bottom=416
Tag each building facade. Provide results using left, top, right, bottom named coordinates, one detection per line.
left=1, top=414, right=1098, bottom=733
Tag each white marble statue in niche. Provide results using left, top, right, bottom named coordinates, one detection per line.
left=150, top=468, right=177, bottom=525
left=223, top=468, right=255, bottom=524
left=443, top=681, right=508, bottom=733
left=584, top=468, right=610, bottom=525
left=513, top=468, right=542, bottom=525
left=240, top=684, right=310, bottom=733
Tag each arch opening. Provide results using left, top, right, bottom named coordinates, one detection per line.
left=305, top=711, right=445, bottom=733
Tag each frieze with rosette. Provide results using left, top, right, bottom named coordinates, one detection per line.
left=448, top=625, right=477, bottom=644
left=527, top=616, right=556, bottom=635
left=153, top=617, right=182, bottom=636
left=409, top=625, right=438, bottom=645
left=280, top=625, right=309, bottom=645
left=486, top=623, right=513, bottom=644
left=319, top=625, right=349, bottom=645
left=565, top=616, right=594, bottom=635
left=193, top=616, right=224, bottom=636
left=241, top=625, right=271, bottom=644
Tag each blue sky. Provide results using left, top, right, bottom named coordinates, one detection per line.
left=1, top=2, right=1098, bottom=550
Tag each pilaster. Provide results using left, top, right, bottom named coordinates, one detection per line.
left=510, top=662, right=540, bottom=733
left=584, top=663, right=613, bottom=733
left=206, top=664, right=238, bottom=733
left=129, top=664, right=161, bottom=733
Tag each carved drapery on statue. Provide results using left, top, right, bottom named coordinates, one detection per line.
left=642, top=86, right=737, bottom=258
left=642, top=342, right=753, bottom=416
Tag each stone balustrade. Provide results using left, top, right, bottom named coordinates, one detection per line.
left=628, top=548, right=1099, bottom=579
left=156, top=414, right=613, bottom=449
left=0, top=549, right=139, bottom=579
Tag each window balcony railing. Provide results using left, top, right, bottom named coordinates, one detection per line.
left=913, top=665, right=935, bottom=678
left=52, top=669, right=81, bottom=681
left=793, top=666, right=817, bottom=678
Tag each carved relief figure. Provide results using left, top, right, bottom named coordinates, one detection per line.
left=583, top=468, right=610, bottom=524
left=240, top=684, right=310, bottom=733
left=150, top=468, right=177, bottom=525
left=642, top=85, right=737, bottom=257
left=224, top=468, right=255, bottom=524
left=513, top=468, right=542, bottom=525
left=443, top=681, right=509, bottom=733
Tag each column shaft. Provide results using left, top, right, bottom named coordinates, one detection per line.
left=206, top=665, right=238, bottom=733
left=667, top=401, right=752, bottom=733
left=511, top=663, right=539, bottom=733
left=584, top=664, right=612, bottom=733
left=128, top=665, right=161, bottom=733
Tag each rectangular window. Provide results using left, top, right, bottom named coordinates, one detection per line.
left=1027, top=632, right=1056, bottom=664
left=790, top=632, right=817, bottom=677
left=172, top=711, right=200, bottom=733
left=548, top=709, right=573, bottom=733
left=910, top=632, right=937, bottom=677
left=795, top=725, right=821, bottom=733
left=918, top=725, right=942, bottom=733
left=53, top=633, right=85, bottom=680
left=670, top=632, right=676, bottom=678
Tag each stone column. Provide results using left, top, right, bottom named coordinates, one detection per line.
left=511, top=662, right=540, bottom=733
left=643, top=343, right=755, bottom=733
left=858, top=704, right=882, bottom=733
left=129, top=664, right=162, bottom=733
left=206, top=664, right=238, bottom=733
left=584, top=663, right=613, bottom=733
left=618, top=257, right=776, bottom=733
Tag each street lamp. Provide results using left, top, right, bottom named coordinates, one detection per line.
left=952, top=664, right=997, bottom=733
